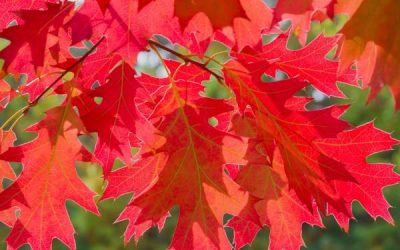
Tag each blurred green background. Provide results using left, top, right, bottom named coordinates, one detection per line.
left=2, top=3, right=400, bottom=250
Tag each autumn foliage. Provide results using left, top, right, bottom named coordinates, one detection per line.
left=0, top=0, right=399, bottom=249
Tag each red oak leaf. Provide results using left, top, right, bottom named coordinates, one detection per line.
left=104, top=65, right=248, bottom=249
left=223, top=59, right=356, bottom=213
left=0, top=106, right=99, bottom=250
left=315, top=123, right=400, bottom=230
left=233, top=34, right=357, bottom=97
left=226, top=113, right=398, bottom=249
left=0, top=2, right=74, bottom=75
left=78, top=61, right=142, bottom=174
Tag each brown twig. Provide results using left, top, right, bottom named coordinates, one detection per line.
left=28, top=36, right=105, bottom=109
left=148, top=39, right=224, bottom=82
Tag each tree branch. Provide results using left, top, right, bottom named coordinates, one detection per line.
left=148, top=39, right=224, bottom=82
left=28, top=36, right=105, bottom=108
